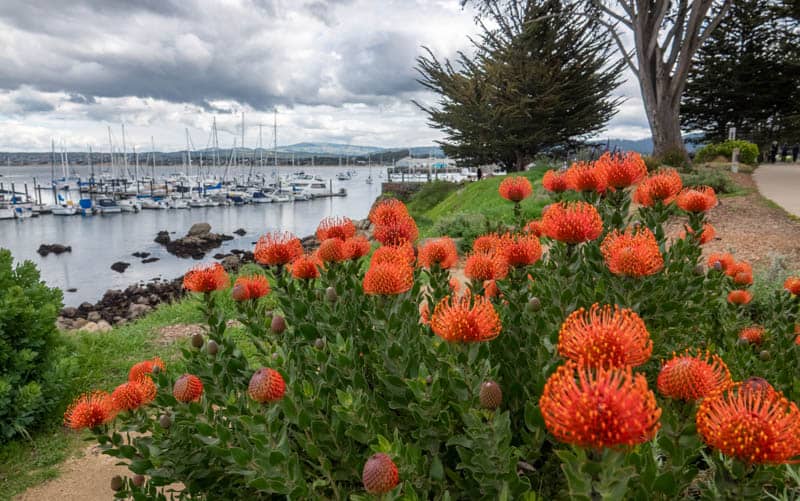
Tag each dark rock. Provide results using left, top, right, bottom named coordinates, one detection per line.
left=221, top=255, right=241, bottom=272
left=111, top=262, right=131, bottom=273
left=233, top=228, right=247, bottom=236
left=213, top=253, right=228, bottom=259
left=142, top=257, right=159, bottom=264
left=230, top=249, right=245, bottom=255
left=132, top=251, right=151, bottom=258
left=300, top=235, right=319, bottom=251
left=220, top=234, right=234, bottom=241
left=79, top=302, right=95, bottom=312
left=66, top=288, right=78, bottom=293
left=37, top=244, right=72, bottom=257
left=87, top=311, right=102, bottom=322
left=154, top=231, right=171, bottom=245
left=188, top=222, right=212, bottom=236
left=61, top=306, right=79, bottom=318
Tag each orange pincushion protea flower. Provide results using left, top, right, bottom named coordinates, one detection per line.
left=500, top=233, right=542, bottom=267
left=373, top=214, right=419, bottom=246
left=362, top=262, right=414, bottom=295
left=565, top=161, right=607, bottom=193
left=64, top=391, right=116, bottom=430
left=369, top=198, right=409, bottom=227
left=708, top=252, right=735, bottom=272
left=680, top=223, right=716, bottom=245
left=795, top=334, right=800, bottom=345
left=370, top=243, right=415, bottom=267
left=784, top=276, right=800, bottom=295
left=289, top=254, right=321, bottom=280
left=316, top=216, right=356, bottom=241
left=601, top=227, right=663, bottom=277
left=542, top=169, right=568, bottom=193
left=418, top=237, right=458, bottom=269
left=254, top=232, right=304, bottom=266
left=733, top=271, right=753, bottom=286
left=657, top=350, right=733, bottom=401
left=183, top=263, right=230, bottom=293
left=111, top=381, right=147, bottom=412
left=232, top=275, right=271, bottom=301
left=499, top=176, right=533, bottom=202
left=524, top=219, right=543, bottom=237
left=248, top=368, right=286, bottom=403
left=173, top=374, right=203, bottom=402
left=483, top=279, right=499, bottom=298
left=738, top=325, right=765, bottom=345
left=430, top=290, right=501, bottom=343
left=472, top=233, right=509, bottom=254
left=596, top=151, right=647, bottom=189
left=449, top=277, right=461, bottom=293
left=539, top=361, right=661, bottom=449
left=317, top=237, right=348, bottom=263
left=696, top=383, right=800, bottom=464
left=541, top=202, right=603, bottom=244
left=343, top=236, right=371, bottom=260
left=128, top=357, right=166, bottom=383
left=728, top=289, right=753, bottom=305
left=726, top=260, right=752, bottom=279
left=676, top=186, right=718, bottom=213
left=740, top=377, right=776, bottom=399
left=633, top=169, right=683, bottom=206
left=464, top=251, right=508, bottom=282
left=558, top=304, right=652, bottom=369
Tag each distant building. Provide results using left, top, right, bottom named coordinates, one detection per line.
left=395, top=156, right=456, bottom=170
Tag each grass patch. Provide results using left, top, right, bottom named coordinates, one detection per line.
left=419, top=168, right=550, bottom=237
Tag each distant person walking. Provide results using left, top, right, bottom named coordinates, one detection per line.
left=770, top=141, right=779, bottom=163
left=781, top=143, right=789, bottom=162
left=792, top=143, right=799, bottom=163
left=477, top=167, right=483, bottom=180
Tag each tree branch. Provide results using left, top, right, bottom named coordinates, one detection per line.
left=596, top=18, right=640, bottom=76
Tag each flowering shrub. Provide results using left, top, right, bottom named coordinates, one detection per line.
left=66, top=165, right=800, bottom=499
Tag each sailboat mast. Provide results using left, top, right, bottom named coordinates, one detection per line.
left=185, top=128, right=192, bottom=176
left=134, top=145, right=139, bottom=180
left=273, top=109, right=277, bottom=176
left=107, top=126, right=114, bottom=179
left=50, top=139, right=55, bottom=182
left=121, top=123, right=128, bottom=178
left=151, top=136, right=156, bottom=179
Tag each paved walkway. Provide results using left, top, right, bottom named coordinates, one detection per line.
left=753, top=163, right=800, bottom=217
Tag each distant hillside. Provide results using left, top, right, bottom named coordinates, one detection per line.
left=593, top=135, right=702, bottom=154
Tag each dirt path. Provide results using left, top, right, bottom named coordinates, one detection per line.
left=14, top=443, right=129, bottom=501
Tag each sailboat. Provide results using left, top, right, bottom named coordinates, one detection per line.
left=366, top=154, right=373, bottom=184
left=51, top=141, right=81, bottom=191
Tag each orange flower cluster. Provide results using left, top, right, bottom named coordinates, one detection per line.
left=500, top=233, right=542, bottom=268
left=558, top=304, right=652, bottom=369
left=680, top=223, right=716, bottom=245
left=565, top=161, right=607, bottom=193
left=363, top=245, right=414, bottom=295
left=542, top=170, right=568, bottom=193
left=232, top=275, right=271, bottom=301
left=173, top=374, right=204, bottom=403
left=369, top=199, right=418, bottom=246
left=784, top=276, right=800, bottom=295
left=289, top=254, right=321, bottom=280
left=523, top=219, right=543, bottom=237
left=418, top=237, right=458, bottom=270
left=708, top=252, right=735, bottom=272
left=676, top=186, right=717, bottom=213
left=64, top=391, right=117, bottom=430
left=738, top=325, right=765, bottom=345
left=596, top=151, right=647, bottom=189
left=499, top=176, right=533, bottom=202
left=254, top=231, right=304, bottom=266
left=369, top=198, right=410, bottom=226
left=728, top=289, right=753, bottom=305
left=633, top=168, right=683, bottom=206
left=465, top=251, right=508, bottom=282
left=539, top=362, right=661, bottom=449
left=317, top=237, right=348, bottom=263
left=111, top=381, right=150, bottom=411
left=657, top=350, right=732, bottom=401
left=248, top=368, right=286, bottom=403
left=741, top=377, right=776, bottom=399
left=316, top=216, right=356, bottom=241
left=697, top=383, right=800, bottom=464
left=128, top=357, right=165, bottom=383
left=183, top=263, right=230, bottom=293
left=472, top=233, right=509, bottom=254
left=541, top=202, right=603, bottom=244
left=601, top=226, right=664, bottom=277
left=430, top=291, right=501, bottom=343
left=343, top=236, right=371, bottom=260
left=728, top=260, right=753, bottom=286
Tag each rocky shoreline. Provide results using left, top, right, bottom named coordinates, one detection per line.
left=56, top=219, right=373, bottom=332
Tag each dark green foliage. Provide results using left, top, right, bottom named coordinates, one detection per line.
left=415, top=0, right=622, bottom=171
left=0, top=249, right=67, bottom=443
left=695, top=140, right=760, bottom=165
left=682, top=0, right=800, bottom=147
left=430, top=213, right=497, bottom=252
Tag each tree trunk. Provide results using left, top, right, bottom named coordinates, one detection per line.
left=638, top=64, right=688, bottom=162
left=651, top=102, right=686, bottom=160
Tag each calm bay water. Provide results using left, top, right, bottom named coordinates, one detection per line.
left=0, top=164, right=384, bottom=306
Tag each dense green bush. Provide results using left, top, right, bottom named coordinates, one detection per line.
left=681, top=168, right=741, bottom=194
left=429, top=212, right=503, bottom=252
left=0, top=249, right=70, bottom=442
left=696, top=140, right=760, bottom=165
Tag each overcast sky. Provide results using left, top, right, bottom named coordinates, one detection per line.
left=0, top=0, right=650, bottom=152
